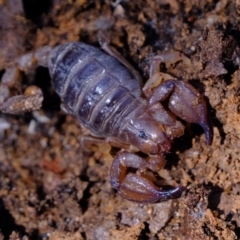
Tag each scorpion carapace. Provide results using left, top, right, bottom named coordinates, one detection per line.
left=0, top=32, right=213, bottom=203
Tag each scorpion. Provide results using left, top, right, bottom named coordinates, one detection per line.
left=0, top=31, right=212, bottom=203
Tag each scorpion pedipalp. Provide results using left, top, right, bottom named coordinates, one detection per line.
left=110, top=151, right=184, bottom=203
left=148, top=80, right=213, bottom=145
left=143, top=52, right=213, bottom=145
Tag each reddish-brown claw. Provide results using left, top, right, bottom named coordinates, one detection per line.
left=147, top=80, right=213, bottom=145
left=110, top=151, right=184, bottom=203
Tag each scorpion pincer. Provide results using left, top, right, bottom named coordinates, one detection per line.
left=0, top=31, right=213, bottom=203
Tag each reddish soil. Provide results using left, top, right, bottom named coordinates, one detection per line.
left=0, top=0, right=240, bottom=239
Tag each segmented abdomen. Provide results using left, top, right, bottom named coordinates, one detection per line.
left=48, top=42, right=142, bottom=137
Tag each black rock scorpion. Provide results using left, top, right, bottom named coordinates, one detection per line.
left=0, top=31, right=212, bottom=203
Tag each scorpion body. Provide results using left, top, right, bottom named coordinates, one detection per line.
left=49, top=43, right=169, bottom=155
left=0, top=33, right=213, bottom=203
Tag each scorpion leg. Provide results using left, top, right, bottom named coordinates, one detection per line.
left=0, top=47, right=51, bottom=114
left=143, top=51, right=192, bottom=96
left=98, top=30, right=142, bottom=84
left=143, top=53, right=213, bottom=144
left=110, top=151, right=184, bottom=203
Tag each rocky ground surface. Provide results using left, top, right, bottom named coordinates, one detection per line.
left=0, top=0, right=240, bottom=239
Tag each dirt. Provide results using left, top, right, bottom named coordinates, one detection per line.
left=0, top=0, right=240, bottom=239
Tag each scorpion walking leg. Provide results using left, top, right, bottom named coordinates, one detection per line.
left=149, top=51, right=192, bottom=77
left=143, top=52, right=213, bottom=144
left=98, top=30, right=142, bottom=84
left=110, top=151, right=184, bottom=203
left=143, top=51, right=192, bottom=96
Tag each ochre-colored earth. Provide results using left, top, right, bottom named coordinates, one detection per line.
left=0, top=0, right=240, bottom=239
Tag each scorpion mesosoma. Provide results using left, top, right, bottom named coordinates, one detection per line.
left=0, top=31, right=212, bottom=203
